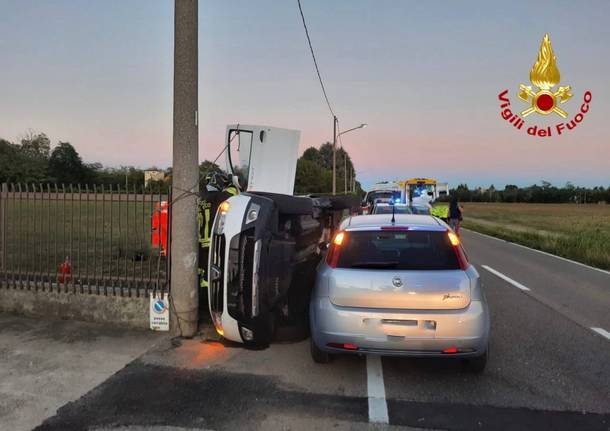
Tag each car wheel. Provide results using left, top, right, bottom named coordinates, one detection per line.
left=464, top=349, right=488, bottom=373
left=310, top=337, right=331, bottom=364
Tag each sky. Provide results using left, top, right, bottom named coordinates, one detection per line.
left=0, top=0, right=609, bottom=189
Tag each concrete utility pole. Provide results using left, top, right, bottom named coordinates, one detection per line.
left=344, top=152, right=348, bottom=194
left=335, top=123, right=366, bottom=195
left=171, top=0, right=199, bottom=337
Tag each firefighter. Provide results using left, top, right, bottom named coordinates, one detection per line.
left=197, top=172, right=238, bottom=301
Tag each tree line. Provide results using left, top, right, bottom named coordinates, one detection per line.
left=0, top=132, right=166, bottom=190
left=448, top=181, right=609, bottom=204
left=0, top=132, right=363, bottom=196
left=2, top=133, right=605, bottom=202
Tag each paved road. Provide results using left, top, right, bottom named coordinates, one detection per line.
left=0, top=314, right=162, bottom=431
left=462, top=229, right=610, bottom=331
left=25, top=230, right=610, bottom=430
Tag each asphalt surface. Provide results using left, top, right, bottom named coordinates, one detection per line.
left=22, top=230, right=610, bottom=430
left=0, top=314, right=162, bottom=431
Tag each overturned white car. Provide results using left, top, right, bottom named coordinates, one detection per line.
left=208, top=125, right=359, bottom=346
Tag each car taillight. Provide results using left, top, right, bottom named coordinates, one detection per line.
left=328, top=343, right=359, bottom=350
left=447, top=231, right=469, bottom=270
left=442, top=347, right=475, bottom=354
left=326, top=231, right=346, bottom=268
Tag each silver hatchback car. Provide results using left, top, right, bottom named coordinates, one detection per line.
left=310, top=214, right=489, bottom=372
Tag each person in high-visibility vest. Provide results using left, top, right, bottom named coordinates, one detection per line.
left=430, top=203, right=449, bottom=221
left=198, top=172, right=238, bottom=300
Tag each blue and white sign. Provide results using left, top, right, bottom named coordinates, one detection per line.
left=149, top=293, right=170, bottom=331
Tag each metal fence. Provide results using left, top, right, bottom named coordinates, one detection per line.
left=0, top=183, right=171, bottom=296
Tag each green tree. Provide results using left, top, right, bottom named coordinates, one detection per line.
left=20, top=131, right=51, bottom=160
left=0, top=139, right=23, bottom=183
left=294, top=158, right=332, bottom=194
left=0, top=137, right=50, bottom=183
left=48, top=142, right=93, bottom=184
left=301, top=147, right=323, bottom=165
left=317, top=142, right=334, bottom=170
left=502, top=185, right=519, bottom=202
left=294, top=142, right=359, bottom=195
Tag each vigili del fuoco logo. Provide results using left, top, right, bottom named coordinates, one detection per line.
left=498, top=34, right=591, bottom=137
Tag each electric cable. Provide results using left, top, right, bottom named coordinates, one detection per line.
left=297, top=0, right=336, bottom=118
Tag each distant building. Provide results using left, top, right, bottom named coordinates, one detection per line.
left=144, top=170, right=165, bottom=187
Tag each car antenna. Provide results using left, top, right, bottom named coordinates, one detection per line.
left=391, top=202, right=396, bottom=224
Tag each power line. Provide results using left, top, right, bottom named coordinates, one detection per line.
left=297, top=0, right=336, bottom=118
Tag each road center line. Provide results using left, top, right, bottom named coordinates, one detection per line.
left=366, top=354, right=389, bottom=424
left=591, top=327, right=610, bottom=341
left=481, top=265, right=531, bottom=291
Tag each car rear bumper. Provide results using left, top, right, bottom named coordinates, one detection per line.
left=310, top=297, right=489, bottom=357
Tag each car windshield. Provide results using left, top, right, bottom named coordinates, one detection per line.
left=336, top=230, right=460, bottom=270
left=366, top=191, right=401, bottom=205
left=373, top=205, right=412, bottom=214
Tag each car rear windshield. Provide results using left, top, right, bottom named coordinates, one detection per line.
left=336, top=230, right=460, bottom=270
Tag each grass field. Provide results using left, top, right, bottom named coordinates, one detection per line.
left=1, top=198, right=168, bottom=286
left=457, top=203, right=610, bottom=270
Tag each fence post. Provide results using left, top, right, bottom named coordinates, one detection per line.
left=0, top=183, right=6, bottom=273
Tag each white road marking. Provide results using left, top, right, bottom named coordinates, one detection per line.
left=591, top=327, right=610, bottom=341
left=366, top=355, right=389, bottom=424
left=481, top=265, right=531, bottom=291
left=464, top=229, right=610, bottom=276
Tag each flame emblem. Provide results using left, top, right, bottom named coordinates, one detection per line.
left=519, top=34, right=572, bottom=118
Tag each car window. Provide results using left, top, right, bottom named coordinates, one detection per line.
left=410, top=206, right=430, bottom=215
left=335, top=230, right=460, bottom=270
left=373, top=206, right=412, bottom=214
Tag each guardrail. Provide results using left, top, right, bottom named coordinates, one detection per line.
left=0, top=183, right=171, bottom=297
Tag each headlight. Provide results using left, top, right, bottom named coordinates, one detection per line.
left=219, top=201, right=230, bottom=214
left=211, top=311, right=224, bottom=336
left=246, top=203, right=260, bottom=224
left=240, top=326, right=254, bottom=341
left=215, top=212, right=226, bottom=235
left=215, top=201, right=230, bottom=235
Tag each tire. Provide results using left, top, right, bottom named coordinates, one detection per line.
left=310, top=337, right=331, bottom=364
left=248, top=192, right=313, bottom=215
left=464, top=349, right=488, bottom=373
